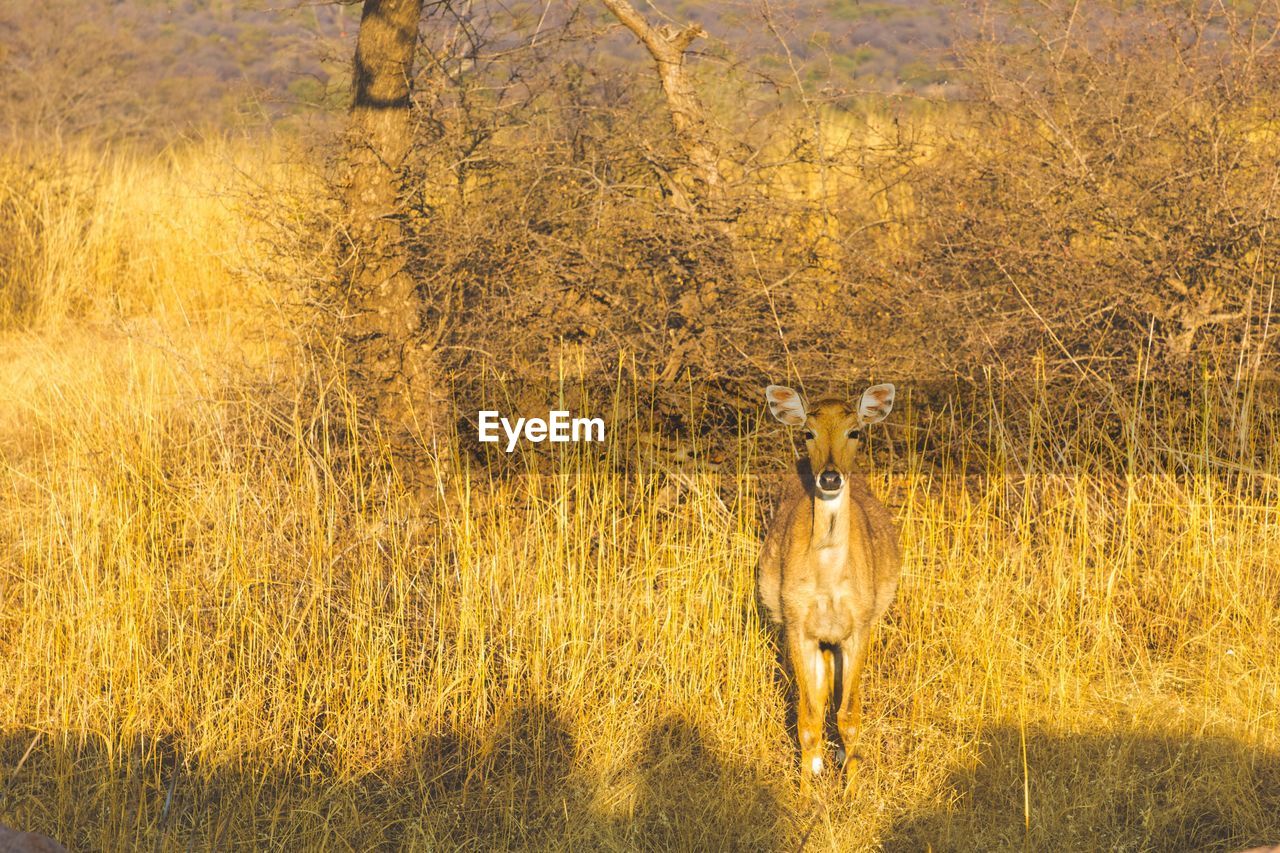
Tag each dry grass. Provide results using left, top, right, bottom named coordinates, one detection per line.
left=1, top=141, right=1278, bottom=852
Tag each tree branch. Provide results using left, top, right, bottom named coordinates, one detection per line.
left=597, top=0, right=722, bottom=197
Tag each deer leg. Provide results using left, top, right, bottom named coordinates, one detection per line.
left=787, top=629, right=827, bottom=792
left=837, top=626, right=871, bottom=793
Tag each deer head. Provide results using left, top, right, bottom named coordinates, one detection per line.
left=765, top=383, right=895, bottom=497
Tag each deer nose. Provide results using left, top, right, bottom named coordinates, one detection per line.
left=818, top=469, right=843, bottom=491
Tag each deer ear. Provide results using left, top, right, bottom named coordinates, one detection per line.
left=857, top=383, right=895, bottom=425
left=765, top=385, right=807, bottom=426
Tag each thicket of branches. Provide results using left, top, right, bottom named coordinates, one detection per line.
left=912, top=1, right=1280, bottom=374
left=4, top=1, right=1277, bottom=393
left=312, top=0, right=1280, bottom=403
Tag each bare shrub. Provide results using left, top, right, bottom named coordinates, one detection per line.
left=910, top=1, right=1280, bottom=373
left=359, top=1, right=929, bottom=405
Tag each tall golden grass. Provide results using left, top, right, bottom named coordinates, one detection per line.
left=1, top=140, right=1278, bottom=851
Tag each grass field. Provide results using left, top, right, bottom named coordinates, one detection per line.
left=1, top=143, right=1278, bottom=851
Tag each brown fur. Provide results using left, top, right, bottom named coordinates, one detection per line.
left=758, top=397, right=901, bottom=789
left=0, top=825, right=66, bottom=853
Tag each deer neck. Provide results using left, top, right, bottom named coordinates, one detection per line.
left=810, top=482, right=851, bottom=552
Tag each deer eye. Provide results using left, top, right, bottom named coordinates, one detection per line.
left=847, top=428, right=862, bottom=439
left=803, top=430, right=815, bottom=441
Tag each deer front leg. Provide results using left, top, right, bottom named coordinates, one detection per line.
left=837, top=627, right=872, bottom=794
left=787, top=628, right=827, bottom=793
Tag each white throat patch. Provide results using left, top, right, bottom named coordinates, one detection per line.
left=811, top=483, right=850, bottom=550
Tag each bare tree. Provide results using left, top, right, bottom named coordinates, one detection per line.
left=340, top=0, right=440, bottom=449
left=598, top=0, right=723, bottom=211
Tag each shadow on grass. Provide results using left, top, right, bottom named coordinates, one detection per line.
left=11, top=710, right=1276, bottom=849
left=882, top=724, right=1280, bottom=853
left=0, top=702, right=785, bottom=850
left=632, top=715, right=781, bottom=850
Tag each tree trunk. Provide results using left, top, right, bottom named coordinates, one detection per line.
left=598, top=0, right=723, bottom=210
left=341, top=0, right=439, bottom=449
left=599, top=0, right=735, bottom=383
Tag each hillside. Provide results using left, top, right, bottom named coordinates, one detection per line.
left=0, top=0, right=963, bottom=140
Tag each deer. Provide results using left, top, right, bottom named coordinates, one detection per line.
left=758, top=383, right=901, bottom=793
